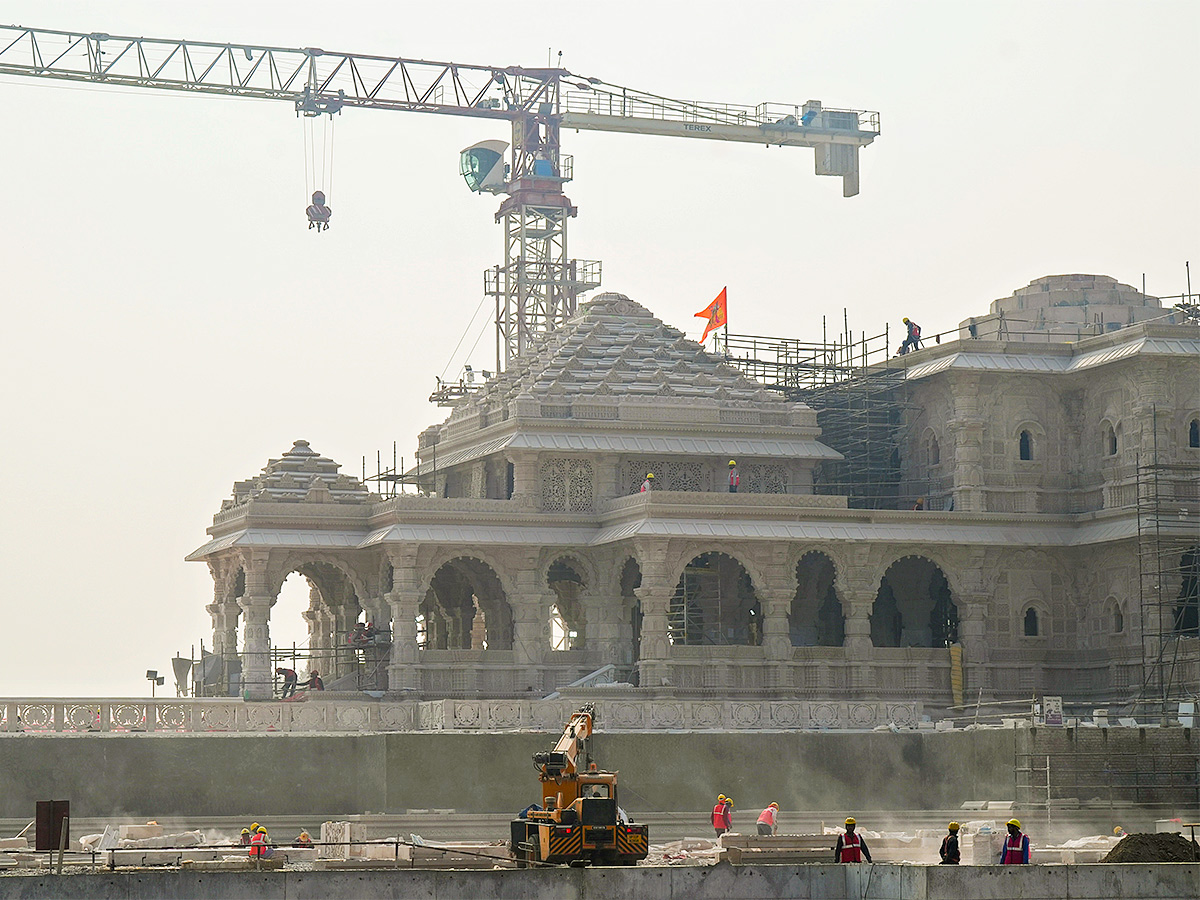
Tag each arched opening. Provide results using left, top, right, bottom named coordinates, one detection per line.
left=1190, top=418, right=1199, bottom=449
left=1019, top=430, right=1033, bottom=461
left=547, top=558, right=586, bottom=650
left=621, top=559, right=642, bottom=667
left=669, top=552, right=761, bottom=646
left=1023, top=607, right=1040, bottom=637
left=1174, top=547, right=1199, bottom=635
left=1104, top=423, right=1118, bottom=456
left=1108, top=598, right=1124, bottom=635
left=790, top=552, right=844, bottom=647
left=423, top=558, right=513, bottom=650
left=927, top=433, right=941, bottom=466
left=870, top=557, right=959, bottom=648
left=273, top=560, right=365, bottom=687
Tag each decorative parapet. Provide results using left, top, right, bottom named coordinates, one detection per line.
left=599, top=491, right=849, bottom=514
left=0, top=697, right=918, bottom=734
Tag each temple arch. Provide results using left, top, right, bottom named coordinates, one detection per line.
left=669, top=552, right=762, bottom=646
left=790, top=551, right=844, bottom=647
left=423, top=557, right=513, bottom=650
left=547, top=557, right=587, bottom=650
left=870, top=556, right=959, bottom=648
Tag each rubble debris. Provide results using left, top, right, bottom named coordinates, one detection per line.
left=1102, top=832, right=1200, bottom=863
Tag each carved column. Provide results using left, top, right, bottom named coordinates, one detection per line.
left=841, top=590, right=877, bottom=695
left=237, top=552, right=275, bottom=699
left=957, top=594, right=993, bottom=697
left=583, top=589, right=625, bottom=667
left=760, top=587, right=794, bottom=693
left=634, top=541, right=674, bottom=690
left=508, top=451, right=541, bottom=509
left=206, top=598, right=239, bottom=697
left=948, top=374, right=986, bottom=513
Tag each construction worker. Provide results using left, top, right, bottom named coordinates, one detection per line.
left=939, top=822, right=961, bottom=864
left=728, top=460, right=740, bottom=493
left=899, top=317, right=922, bottom=354
left=249, top=826, right=273, bottom=859
left=999, top=818, right=1030, bottom=864
left=756, top=802, right=779, bottom=836
left=833, top=817, right=872, bottom=863
left=275, top=666, right=298, bottom=699
left=302, top=670, right=324, bottom=691
left=294, top=830, right=314, bottom=847
left=239, top=828, right=251, bottom=846
left=640, top=472, right=654, bottom=493
left=712, top=794, right=732, bottom=836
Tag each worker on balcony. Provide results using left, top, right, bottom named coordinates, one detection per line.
left=834, top=817, right=872, bottom=862
left=899, top=317, right=922, bottom=354
left=728, top=460, right=740, bottom=493
left=306, top=190, right=332, bottom=232
left=640, top=472, right=654, bottom=493
left=711, top=794, right=732, bottom=836
left=1000, top=819, right=1030, bottom=864
left=302, top=670, right=325, bottom=691
left=756, top=802, right=779, bottom=836
left=939, top=822, right=961, bottom=864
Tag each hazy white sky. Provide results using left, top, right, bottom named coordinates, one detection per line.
left=1, top=1, right=1196, bottom=697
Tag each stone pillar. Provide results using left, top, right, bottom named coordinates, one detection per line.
left=957, top=594, right=992, bottom=697
left=206, top=598, right=239, bottom=697
left=583, top=590, right=625, bottom=666
left=593, top=457, right=622, bottom=503
left=634, top=541, right=674, bottom=690
left=508, top=452, right=541, bottom=509
left=948, top=375, right=985, bottom=513
left=842, top=590, right=876, bottom=695
left=237, top=552, right=275, bottom=699
left=386, top=589, right=423, bottom=693
left=760, top=588, right=793, bottom=692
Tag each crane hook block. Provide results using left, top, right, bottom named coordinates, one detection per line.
left=306, top=191, right=331, bottom=232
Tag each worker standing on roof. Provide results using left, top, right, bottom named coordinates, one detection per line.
left=939, top=822, right=961, bottom=864
left=756, top=802, right=779, bottom=836
left=640, top=472, right=654, bottom=493
left=834, top=817, right=872, bottom=862
left=712, top=794, right=732, bottom=836
left=999, top=819, right=1030, bottom=864
left=899, top=317, right=922, bottom=354
left=728, top=460, right=739, bottom=493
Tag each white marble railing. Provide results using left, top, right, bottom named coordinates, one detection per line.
left=0, top=697, right=921, bottom=734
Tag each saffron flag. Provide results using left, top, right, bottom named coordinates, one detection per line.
left=695, top=287, right=728, bottom=343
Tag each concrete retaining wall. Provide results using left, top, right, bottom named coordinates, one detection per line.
left=0, top=863, right=1196, bottom=899
left=0, top=730, right=1017, bottom=818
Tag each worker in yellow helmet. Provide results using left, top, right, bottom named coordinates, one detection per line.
left=899, top=317, right=922, bottom=354
left=1000, top=819, right=1029, bottom=864
left=939, top=822, right=961, bottom=864
left=728, top=459, right=739, bottom=493
left=711, top=794, right=732, bottom=836
left=640, top=472, right=654, bottom=493
left=239, top=827, right=251, bottom=846
left=756, top=801, right=779, bottom=836
left=834, top=817, right=873, bottom=863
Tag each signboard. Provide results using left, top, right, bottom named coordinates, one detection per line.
left=1043, top=695, right=1064, bottom=726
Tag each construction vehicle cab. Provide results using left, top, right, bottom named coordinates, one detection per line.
left=510, top=703, right=648, bottom=867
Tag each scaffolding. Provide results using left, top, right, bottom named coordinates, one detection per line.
left=719, top=319, right=912, bottom=509
left=1135, top=450, right=1200, bottom=721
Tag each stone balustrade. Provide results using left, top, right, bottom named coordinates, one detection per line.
left=0, top=697, right=920, bottom=734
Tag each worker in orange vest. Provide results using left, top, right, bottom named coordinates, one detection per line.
left=248, top=825, right=274, bottom=859
left=833, top=817, right=873, bottom=862
left=756, top=802, right=779, bottom=836
left=711, top=794, right=732, bottom=836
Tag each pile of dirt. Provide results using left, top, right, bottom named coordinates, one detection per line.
left=1101, top=832, right=1200, bottom=863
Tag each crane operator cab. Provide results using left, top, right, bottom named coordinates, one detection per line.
left=460, top=140, right=509, bottom=194
left=306, top=191, right=332, bottom=231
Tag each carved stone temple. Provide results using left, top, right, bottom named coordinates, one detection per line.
left=188, top=281, right=1200, bottom=711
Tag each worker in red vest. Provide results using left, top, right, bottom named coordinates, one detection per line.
left=833, top=817, right=873, bottom=862
left=756, top=802, right=779, bottom=836
left=999, top=819, right=1030, bottom=864
left=248, top=826, right=270, bottom=858
left=711, top=794, right=732, bottom=836
left=728, top=460, right=740, bottom=493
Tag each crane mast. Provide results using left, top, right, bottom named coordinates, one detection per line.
left=0, top=24, right=879, bottom=379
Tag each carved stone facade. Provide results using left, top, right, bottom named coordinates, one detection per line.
left=188, top=288, right=1200, bottom=708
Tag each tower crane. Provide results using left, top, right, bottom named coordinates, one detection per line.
left=0, top=25, right=880, bottom=384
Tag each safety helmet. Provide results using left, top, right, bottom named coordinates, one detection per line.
left=718, top=794, right=726, bottom=802
left=646, top=472, right=654, bottom=479
left=903, top=317, right=910, bottom=323
left=1007, top=819, right=1021, bottom=829
left=845, top=817, right=856, bottom=826
left=769, top=802, right=779, bottom=809
left=948, top=822, right=960, bottom=832
left=728, top=460, right=737, bottom=466
left=251, top=823, right=260, bottom=831
left=724, top=798, right=733, bottom=807
left=1114, top=826, right=1125, bottom=835
left=256, top=826, right=267, bottom=834
left=240, top=828, right=250, bottom=835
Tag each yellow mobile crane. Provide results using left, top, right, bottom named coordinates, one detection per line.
left=0, top=25, right=879, bottom=383
left=511, top=703, right=648, bottom=866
